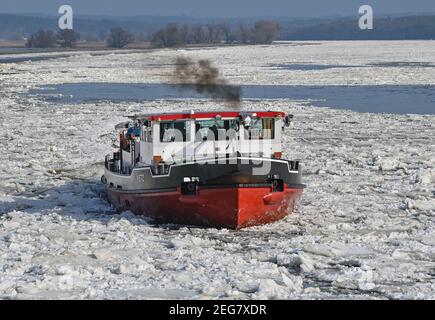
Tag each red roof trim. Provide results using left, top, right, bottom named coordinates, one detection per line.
left=144, top=111, right=286, bottom=121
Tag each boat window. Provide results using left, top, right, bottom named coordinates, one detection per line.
left=160, top=121, right=187, bottom=142
left=195, top=119, right=239, bottom=141
left=244, top=118, right=275, bottom=140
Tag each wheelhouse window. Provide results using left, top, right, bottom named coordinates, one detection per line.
left=195, top=119, right=239, bottom=141
left=160, top=121, right=188, bottom=142
left=244, top=118, right=275, bottom=140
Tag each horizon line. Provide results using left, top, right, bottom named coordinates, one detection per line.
left=2, top=11, right=435, bottom=20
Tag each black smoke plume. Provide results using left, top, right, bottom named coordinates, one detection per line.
left=173, top=57, right=242, bottom=107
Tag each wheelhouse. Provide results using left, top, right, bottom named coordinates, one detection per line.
left=106, top=110, right=293, bottom=175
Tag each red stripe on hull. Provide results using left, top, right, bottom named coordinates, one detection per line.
left=107, top=186, right=302, bottom=229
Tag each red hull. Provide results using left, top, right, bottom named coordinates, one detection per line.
left=108, top=185, right=302, bottom=229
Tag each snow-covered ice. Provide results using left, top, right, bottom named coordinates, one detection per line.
left=0, top=41, right=434, bottom=299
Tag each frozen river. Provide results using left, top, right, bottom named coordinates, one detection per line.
left=0, top=41, right=434, bottom=299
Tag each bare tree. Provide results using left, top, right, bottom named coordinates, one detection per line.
left=106, top=27, right=134, bottom=48
left=150, top=29, right=166, bottom=47
left=215, top=23, right=231, bottom=44
left=253, top=20, right=280, bottom=44
left=208, top=24, right=228, bottom=43
left=26, top=30, right=56, bottom=48
left=192, top=25, right=211, bottom=44
left=236, top=22, right=252, bottom=44
left=151, top=24, right=186, bottom=48
left=180, top=24, right=194, bottom=44
left=57, top=29, right=80, bottom=48
left=166, top=24, right=185, bottom=47
left=206, top=24, right=223, bottom=43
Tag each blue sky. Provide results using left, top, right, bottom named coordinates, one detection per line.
left=2, top=0, right=435, bottom=17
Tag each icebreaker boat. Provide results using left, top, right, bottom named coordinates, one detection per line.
left=102, top=110, right=304, bottom=229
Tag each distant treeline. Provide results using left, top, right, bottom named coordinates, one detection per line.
left=25, top=27, right=133, bottom=48
left=0, top=14, right=275, bottom=41
left=280, top=15, right=435, bottom=40
left=24, top=20, right=280, bottom=49
left=150, top=21, right=279, bottom=47
left=26, top=29, right=80, bottom=48
left=1, top=13, right=435, bottom=45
